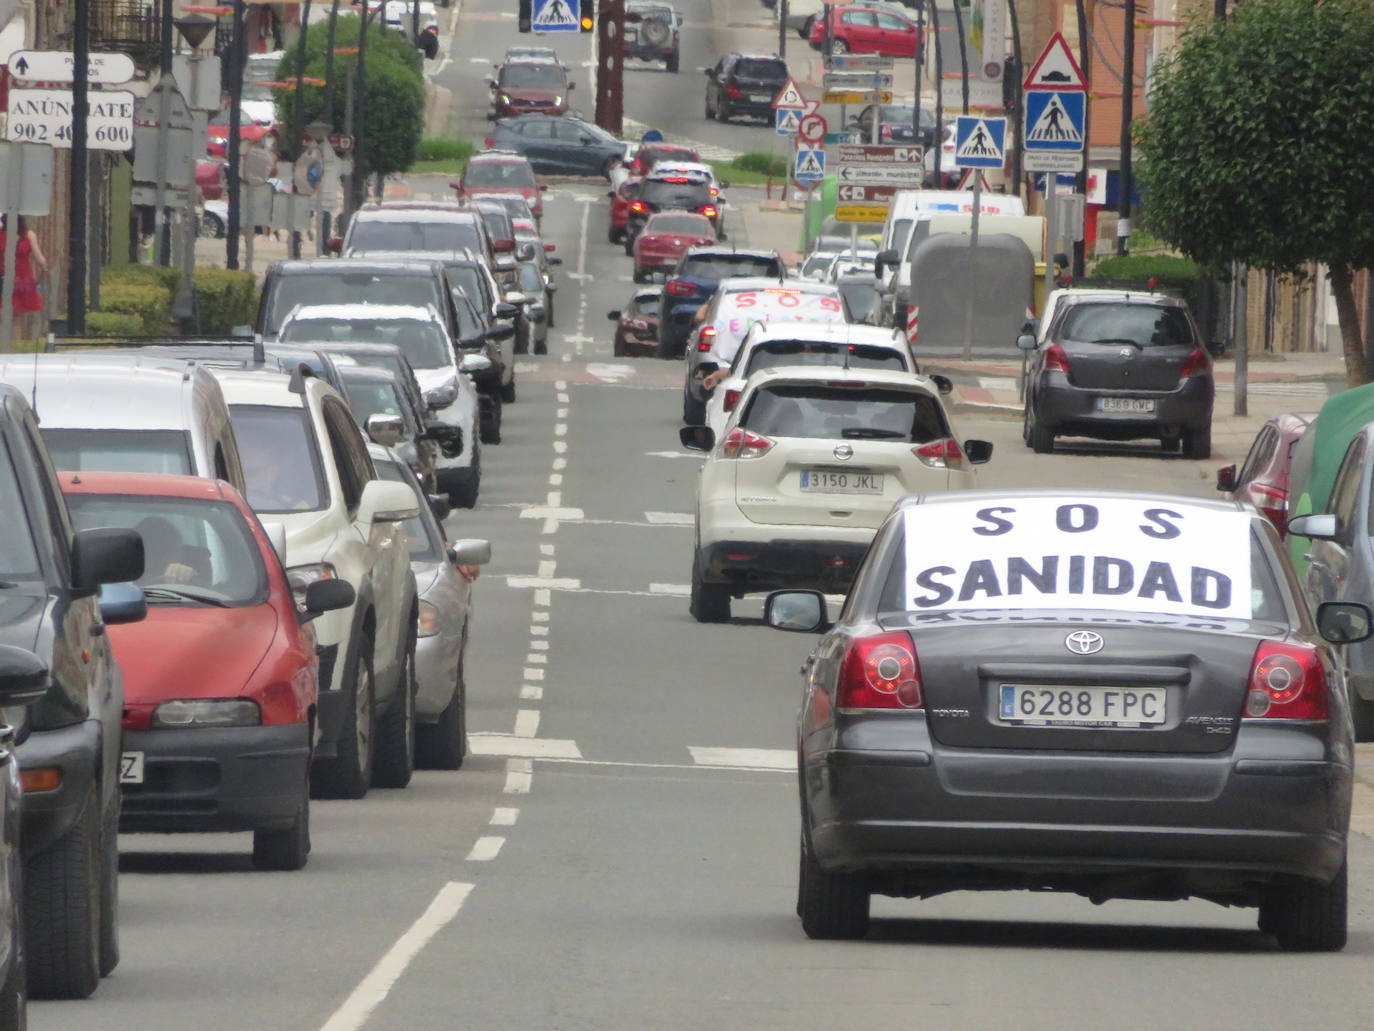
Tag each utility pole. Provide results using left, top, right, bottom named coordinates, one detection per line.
left=290, top=0, right=315, bottom=259
left=928, top=0, right=942, bottom=186
left=1071, top=0, right=1090, bottom=278
left=226, top=0, right=246, bottom=269
left=1117, top=0, right=1135, bottom=255
left=912, top=3, right=922, bottom=158
left=1007, top=0, right=1023, bottom=202
left=155, top=0, right=175, bottom=265
left=777, top=0, right=787, bottom=58
left=69, top=0, right=90, bottom=332
left=952, top=0, right=969, bottom=114
left=594, top=0, right=625, bottom=135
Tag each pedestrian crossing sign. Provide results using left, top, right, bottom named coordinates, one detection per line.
left=776, top=108, right=801, bottom=136
left=1024, top=91, right=1085, bottom=151
left=532, top=0, right=579, bottom=31
left=794, top=146, right=825, bottom=184
left=953, top=115, right=1006, bottom=169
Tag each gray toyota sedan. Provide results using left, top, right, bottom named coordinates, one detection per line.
left=767, top=489, right=1369, bottom=950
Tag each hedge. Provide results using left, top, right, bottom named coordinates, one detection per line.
left=85, top=311, right=144, bottom=337
left=1079, top=254, right=1205, bottom=311
left=732, top=152, right=789, bottom=177
left=193, top=269, right=257, bottom=334
left=97, top=282, right=171, bottom=334
left=416, top=137, right=474, bottom=163
left=104, top=263, right=182, bottom=296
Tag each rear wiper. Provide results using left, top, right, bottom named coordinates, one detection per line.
left=142, top=586, right=231, bottom=608
left=1091, top=337, right=1143, bottom=349
left=840, top=427, right=906, bottom=439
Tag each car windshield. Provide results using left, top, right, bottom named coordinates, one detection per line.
left=499, top=63, right=565, bottom=89
left=342, top=377, right=406, bottom=427
left=445, top=265, right=488, bottom=309
left=347, top=221, right=481, bottom=255
left=744, top=340, right=906, bottom=376
left=375, top=459, right=443, bottom=562
left=228, top=405, right=327, bottom=513
left=633, top=294, right=661, bottom=317
left=0, top=441, right=39, bottom=579
left=65, top=495, right=267, bottom=606
left=736, top=58, right=787, bottom=81
left=464, top=161, right=537, bottom=188
left=802, top=254, right=836, bottom=277
left=41, top=428, right=193, bottom=476
left=1060, top=304, right=1194, bottom=348
left=281, top=317, right=452, bottom=371
left=838, top=279, right=883, bottom=323
left=647, top=214, right=712, bottom=235
left=477, top=210, right=512, bottom=240
left=679, top=254, right=780, bottom=279
left=267, top=271, right=444, bottom=333
left=740, top=384, right=945, bottom=442
left=877, top=105, right=935, bottom=129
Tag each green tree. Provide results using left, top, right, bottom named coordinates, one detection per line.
left=274, top=14, right=425, bottom=178
left=1136, top=0, right=1374, bottom=386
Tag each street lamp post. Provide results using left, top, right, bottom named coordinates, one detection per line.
left=226, top=0, right=246, bottom=269
left=172, top=12, right=216, bottom=329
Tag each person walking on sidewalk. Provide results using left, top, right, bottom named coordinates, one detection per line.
left=0, top=215, right=48, bottom=318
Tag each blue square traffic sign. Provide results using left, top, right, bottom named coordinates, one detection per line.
left=532, top=0, right=579, bottom=31
left=953, top=116, right=1006, bottom=169
left=1024, top=91, right=1085, bottom=152
left=794, top=146, right=825, bottom=183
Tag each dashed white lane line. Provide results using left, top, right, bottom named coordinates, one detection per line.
left=689, top=746, right=797, bottom=771
left=532, top=610, right=550, bottom=623
left=539, top=543, right=555, bottom=556
left=553, top=457, right=567, bottom=471
left=514, top=709, right=541, bottom=738
left=520, top=685, right=544, bottom=700
left=523, top=667, right=545, bottom=681
left=649, top=583, right=691, bottom=596
left=557, top=392, right=570, bottom=403
left=529, top=625, right=548, bottom=636
left=529, top=639, right=549, bottom=650
left=491, top=807, right=520, bottom=827
left=525, top=653, right=547, bottom=665
left=503, top=758, right=533, bottom=794
left=466, top=836, right=505, bottom=862
left=645, top=511, right=694, bottom=525
left=507, top=576, right=581, bottom=590
left=476, top=735, right=583, bottom=760
left=537, top=559, right=557, bottom=578
left=318, top=882, right=474, bottom=1031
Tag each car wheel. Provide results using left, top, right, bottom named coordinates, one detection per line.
left=830, top=38, right=850, bottom=55
left=200, top=211, right=225, bottom=238
left=666, top=50, right=679, bottom=72
left=480, top=393, right=503, bottom=445
left=417, top=641, right=467, bottom=770
left=705, top=94, right=714, bottom=119
left=656, top=334, right=681, bottom=360
left=1159, top=434, right=1182, bottom=454
left=25, top=786, right=101, bottom=999
left=501, top=376, right=517, bottom=404
left=97, top=798, right=118, bottom=978
left=632, top=268, right=646, bottom=284
left=624, top=237, right=635, bottom=257
left=1183, top=421, right=1212, bottom=460
left=313, top=636, right=375, bottom=800
left=1261, top=859, right=1347, bottom=952
left=373, top=626, right=418, bottom=789
left=716, top=101, right=731, bottom=124
left=798, top=831, right=870, bottom=940
left=613, top=331, right=628, bottom=357
left=533, top=333, right=548, bottom=355
left=252, top=783, right=310, bottom=871
left=513, top=321, right=529, bottom=356
left=608, top=223, right=621, bottom=244
left=450, top=444, right=481, bottom=509
left=1029, top=416, right=1055, bottom=454
left=0, top=913, right=25, bottom=1029
left=689, top=558, right=731, bottom=623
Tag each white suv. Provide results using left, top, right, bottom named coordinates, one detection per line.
left=212, top=367, right=421, bottom=798
left=680, top=367, right=991, bottom=622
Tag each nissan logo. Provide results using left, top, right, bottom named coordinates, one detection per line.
left=1065, top=631, right=1104, bottom=655
left=833, top=443, right=854, bottom=461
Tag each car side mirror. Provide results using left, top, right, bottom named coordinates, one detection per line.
left=485, top=323, right=516, bottom=342
left=874, top=248, right=899, bottom=271
left=679, top=425, right=714, bottom=451
left=1287, top=513, right=1339, bottom=540
left=1016, top=333, right=1037, bottom=350
left=929, top=374, right=953, bottom=396
left=459, top=353, right=493, bottom=375
left=494, top=301, right=520, bottom=319
left=1318, top=601, right=1373, bottom=645
left=607, top=309, right=622, bottom=320
left=98, top=582, right=147, bottom=626
left=357, top=480, right=420, bottom=528
left=72, top=527, right=145, bottom=595
left=1215, top=464, right=1237, bottom=492
left=504, top=291, right=529, bottom=306
left=366, top=413, right=406, bottom=448
left=449, top=538, right=492, bottom=567
left=963, top=439, right=994, bottom=465
left=764, top=590, right=827, bottom=633
left=1206, top=340, right=1226, bottom=358
left=302, top=578, right=356, bottom=622
left=428, top=493, right=452, bottom=522
left=0, top=645, right=51, bottom=708
left=424, top=383, right=458, bottom=409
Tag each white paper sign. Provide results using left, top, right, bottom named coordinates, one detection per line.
left=709, top=289, right=847, bottom=365
left=902, top=498, right=1253, bottom=619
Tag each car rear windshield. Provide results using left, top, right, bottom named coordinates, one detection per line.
left=499, top=63, right=565, bottom=89
left=640, top=180, right=711, bottom=209
left=229, top=405, right=328, bottom=513
left=65, top=495, right=267, bottom=606
left=633, top=294, right=662, bottom=317
left=838, top=279, right=883, bottom=324
left=464, top=161, right=537, bottom=188
left=879, top=105, right=935, bottom=129
left=744, top=340, right=906, bottom=376
left=477, top=209, right=513, bottom=241
left=41, top=428, right=193, bottom=476
left=735, top=58, right=787, bottom=81
left=347, top=221, right=481, bottom=257
left=0, top=440, right=39, bottom=579
left=647, top=214, right=712, bottom=235
left=281, top=317, right=452, bottom=371
left=267, top=271, right=445, bottom=333
left=741, top=385, right=946, bottom=442
left=1059, top=304, right=1194, bottom=348
left=679, top=254, right=781, bottom=279
left=375, top=459, right=442, bottom=562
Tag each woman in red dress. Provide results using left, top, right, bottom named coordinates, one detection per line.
left=0, top=215, right=48, bottom=315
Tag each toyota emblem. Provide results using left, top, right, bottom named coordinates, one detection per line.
left=1119, top=348, right=1135, bottom=359
left=1065, top=631, right=1104, bottom=655
left=833, top=443, right=854, bottom=461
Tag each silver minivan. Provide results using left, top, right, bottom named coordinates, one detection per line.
left=0, top=354, right=246, bottom=491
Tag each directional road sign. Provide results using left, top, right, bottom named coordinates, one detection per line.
left=773, top=77, right=808, bottom=111
left=775, top=107, right=801, bottom=136
left=823, top=89, right=893, bottom=105
left=829, top=54, right=894, bottom=72
left=837, top=163, right=921, bottom=185
left=532, top=0, right=579, bottom=32
left=822, top=71, right=894, bottom=91
left=797, top=112, right=827, bottom=144
left=7, top=88, right=134, bottom=150
left=793, top=146, right=825, bottom=186
left=6, top=50, right=135, bottom=85
left=836, top=144, right=924, bottom=165
left=1023, top=31, right=1086, bottom=90
left=953, top=115, right=1006, bottom=169
left=835, top=181, right=896, bottom=221
left=836, top=183, right=897, bottom=203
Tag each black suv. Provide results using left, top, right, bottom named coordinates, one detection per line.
left=625, top=2, right=681, bottom=71
left=704, top=53, right=788, bottom=123
left=658, top=247, right=786, bottom=358
left=624, top=173, right=720, bottom=252
left=0, top=384, right=145, bottom=999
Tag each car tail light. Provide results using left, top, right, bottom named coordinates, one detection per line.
left=838, top=631, right=923, bottom=711
left=494, top=238, right=515, bottom=252
left=666, top=279, right=694, bottom=296
left=628, top=317, right=649, bottom=330
left=1179, top=347, right=1211, bottom=379
left=913, top=437, right=968, bottom=470
left=1043, top=343, right=1071, bottom=374
left=723, top=388, right=741, bottom=412
left=629, top=200, right=647, bottom=213
left=484, top=137, right=495, bottom=147
left=1244, top=641, right=1327, bottom=720
left=1250, top=482, right=1290, bottom=532
left=720, top=427, right=774, bottom=459
left=699, top=205, right=718, bottom=218
left=696, top=325, right=717, bottom=351
left=725, top=83, right=745, bottom=99
left=880, top=124, right=893, bottom=140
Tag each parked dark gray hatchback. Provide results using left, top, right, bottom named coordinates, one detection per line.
left=1021, top=292, right=1220, bottom=458
left=768, top=489, right=1366, bottom=951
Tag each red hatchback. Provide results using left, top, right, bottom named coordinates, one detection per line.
left=454, top=151, right=545, bottom=221
left=631, top=211, right=716, bottom=282
left=607, top=176, right=644, bottom=243
left=60, top=473, right=355, bottom=871
left=1216, top=412, right=1316, bottom=537
left=809, top=5, right=920, bottom=56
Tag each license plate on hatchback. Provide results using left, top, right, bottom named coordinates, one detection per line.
left=1096, top=397, right=1156, bottom=413
left=120, top=751, right=145, bottom=784
left=800, top=469, right=883, bottom=494
left=999, top=685, right=1167, bottom=727
left=751, top=94, right=772, bottom=102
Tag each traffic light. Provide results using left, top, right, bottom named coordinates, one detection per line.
left=518, top=0, right=531, bottom=32
left=580, top=4, right=593, bottom=31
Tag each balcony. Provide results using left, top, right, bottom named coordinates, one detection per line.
left=87, top=0, right=164, bottom=71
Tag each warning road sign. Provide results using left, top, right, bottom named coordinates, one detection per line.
left=773, top=77, right=808, bottom=111
left=953, top=115, right=1006, bottom=169
left=1024, top=90, right=1085, bottom=150
left=532, top=0, right=579, bottom=31
left=793, top=146, right=825, bottom=185
left=1023, top=31, right=1086, bottom=90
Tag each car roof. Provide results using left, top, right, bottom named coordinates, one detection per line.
left=0, top=354, right=219, bottom=431
left=285, top=303, right=442, bottom=322
left=743, top=323, right=904, bottom=346
left=359, top=201, right=471, bottom=212
left=681, top=245, right=780, bottom=259
left=1054, top=290, right=1190, bottom=310
left=351, top=206, right=481, bottom=224
left=741, top=366, right=935, bottom=394
left=719, top=277, right=839, bottom=293
left=210, top=366, right=339, bottom=408
left=271, top=257, right=443, bottom=272
left=469, top=151, right=534, bottom=164
left=895, top=487, right=1249, bottom=515
left=339, top=364, right=400, bottom=387
left=730, top=51, right=785, bottom=61
left=632, top=289, right=661, bottom=303
left=58, top=470, right=236, bottom=502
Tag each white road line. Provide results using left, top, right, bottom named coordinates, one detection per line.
left=473, top=735, right=582, bottom=760
left=490, top=807, right=520, bottom=826
left=525, top=653, right=547, bottom=665
left=537, top=559, right=557, bottom=578
left=649, top=583, right=691, bottom=596
left=645, top=511, right=694, bottom=525
left=689, top=746, right=797, bottom=771
left=534, top=589, right=551, bottom=607
left=529, top=625, right=548, bottom=636
left=529, top=639, right=549, bottom=650
left=520, top=684, right=544, bottom=700
left=547, top=490, right=561, bottom=506
left=556, top=407, right=569, bottom=418
left=466, top=836, right=505, bottom=862
left=553, top=457, right=567, bottom=471
left=553, top=440, right=568, bottom=454
left=555, top=379, right=568, bottom=390
left=503, top=758, right=533, bottom=793
left=554, top=423, right=568, bottom=437
left=514, top=709, right=541, bottom=738
left=557, top=392, right=570, bottom=403
left=520, top=505, right=584, bottom=521
left=318, top=882, right=474, bottom=1031
left=506, top=576, right=581, bottom=589
left=540, top=543, right=556, bottom=556
left=549, top=473, right=563, bottom=486
left=523, top=667, right=545, bottom=681
left=532, top=611, right=550, bottom=622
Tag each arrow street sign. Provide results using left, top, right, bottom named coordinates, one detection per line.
left=793, top=146, right=825, bottom=186
left=836, top=144, right=924, bottom=165
left=823, top=89, right=893, bottom=105
left=531, top=0, right=579, bottom=32
left=1023, top=31, right=1087, bottom=90
left=7, top=88, right=134, bottom=149
left=773, top=77, right=808, bottom=111
left=797, top=112, right=827, bottom=144
left=6, top=50, right=135, bottom=85
left=953, top=115, right=1006, bottom=169
left=822, top=71, right=894, bottom=91
left=837, top=163, right=921, bottom=185
left=836, top=183, right=898, bottom=203
left=829, top=54, right=894, bottom=72
left=775, top=107, right=801, bottom=136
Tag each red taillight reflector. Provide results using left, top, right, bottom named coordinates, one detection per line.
left=699, top=205, right=718, bottom=218
left=666, top=280, right=694, bottom=296
left=1179, top=347, right=1211, bottom=379
left=723, top=388, right=741, bottom=412
left=1244, top=641, right=1327, bottom=720
left=629, top=201, right=647, bottom=212
left=696, top=326, right=717, bottom=352
left=483, top=137, right=495, bottom=147
left=880, top=124, right=893, bottom=139
left=725, top=552, right=756, bottom=561
left=725, top=84, right=745, bottom=98
left=838, top=631, right=923, bottom=711
left=913, top=437, right=966, bottom=469
left=720, top=427, right=773, bottom=459
left=1044, top=343, right=1071, bottom=374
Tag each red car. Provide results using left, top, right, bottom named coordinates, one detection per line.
left=488, top=58, right=573, bottom=120
left=607, top=176, right=644, bottom=243
left=1216, top=412, right=1316, bottom=536
left=809, top=5, right=920, bottom=56
left=631, top=211, right=716, bottom=282
left=454, top=151, right=545, bottom=221
left=608, top=288, right=662, bottom=357
left=196, top=158, right=227, bottom=201
left=60, top=473, right=355, bottom=871
left=630, top=143, right=700, bottom=178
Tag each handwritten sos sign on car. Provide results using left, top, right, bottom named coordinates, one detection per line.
left=710, top=289, right=846, bottom=363
left=902, top=497, right=1254, bottom=620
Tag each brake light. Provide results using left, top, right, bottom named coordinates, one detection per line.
left=629, top=200, right=647, bottom=213
left=837, top=631, right=923, bottom=711
left=628, top=318, right=649, bottom=330
left=1245, top=641, right=1327, bottom=720
left=484, top=137, right=494, bottom=147
left=696, top=326, right=717, bottom=351
left=880, top=124, right=893, bottom=140
left=1250, top=482, right=1290, bottom=533
left=1043, top=343, right=1071, bottom=374
left=725, top=83, right=745, bottom=99
left=719, top=427, right=774, bottom=459
left=1179, top=347, right=1211, bottom=379
left=699, top=205, right=718, bottom=218
left=723, top=388, right=741, bottom=412
left=913, top=437, right=968, bottom=470
left=494, top=238, right=515, bottom=252
left=666, top=279, right=695, bottom=296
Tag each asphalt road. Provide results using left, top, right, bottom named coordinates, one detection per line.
left=31, top=10, right=1374, bottom=1031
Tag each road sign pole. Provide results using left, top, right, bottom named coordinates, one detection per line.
left=777, top=0, right=787, bottom=60
left=0, top=162, right=22, bottom=351
left=1043, top=181, right=1057, bottom=302
left=928, top=0, right=942, bottom=184
left=69, top=0, right=90, bottom=333
left=963, top=174, right=980, bottom=359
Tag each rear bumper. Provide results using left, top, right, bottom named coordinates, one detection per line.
left=699, top=535, right=872, bottom=593
left=119, top=723, right=309, bottom=833
left=1037, top=377, right=1213, bottom=439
